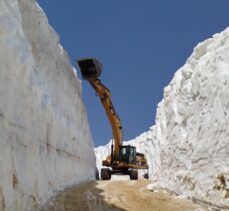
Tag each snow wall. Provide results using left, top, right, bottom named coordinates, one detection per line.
left=95, top=27, right=229, bottom=209
left=0, top=0, right=96, bottom=210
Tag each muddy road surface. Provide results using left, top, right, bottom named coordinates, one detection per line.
left=42, top=177, right=208, bottom=211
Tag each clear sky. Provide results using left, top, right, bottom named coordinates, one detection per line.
left=37, top=0, right=229, bottom=147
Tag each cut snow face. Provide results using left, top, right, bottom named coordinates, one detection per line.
left=0, top=0, right=96, bottom=210
left=95, top=27, right=229, bottom=210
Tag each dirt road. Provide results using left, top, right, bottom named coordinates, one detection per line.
left=42, top=177, right=208, bottom=211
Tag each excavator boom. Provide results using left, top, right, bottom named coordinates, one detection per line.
left=77, top=58, right=122, bottom=160
left=88, top=78, right=123, bottom=160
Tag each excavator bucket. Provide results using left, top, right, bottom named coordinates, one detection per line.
left=77, top=58, right=103, bottom=79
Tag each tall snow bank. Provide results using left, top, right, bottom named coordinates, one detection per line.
left=0, top=0, right=96, bottom=210
left=95, top=27, right=229, bottom=209
left=152, top=27, right=229, bottom=209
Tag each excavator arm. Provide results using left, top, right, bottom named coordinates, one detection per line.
left=77, top=58, right=122, bottom=160
left=88, top=78, right=122, bottom=160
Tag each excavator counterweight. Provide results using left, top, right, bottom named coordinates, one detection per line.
left=77, top=57, right=148, bottom=180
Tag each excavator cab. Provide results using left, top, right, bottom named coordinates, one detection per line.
left=119, top=145, right=136, bottom=164
left=77, top=58, right=103, bottom=79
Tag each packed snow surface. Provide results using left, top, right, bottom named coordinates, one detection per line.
left=0, top=0, right=95, bottom=210
left=95, top=27, right=229, bottom=209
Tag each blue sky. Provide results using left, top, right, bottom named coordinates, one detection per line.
left=37, top=0, right=229, bottom=147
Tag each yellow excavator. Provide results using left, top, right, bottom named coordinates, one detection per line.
left=77, top=58, right=148, bottom=180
